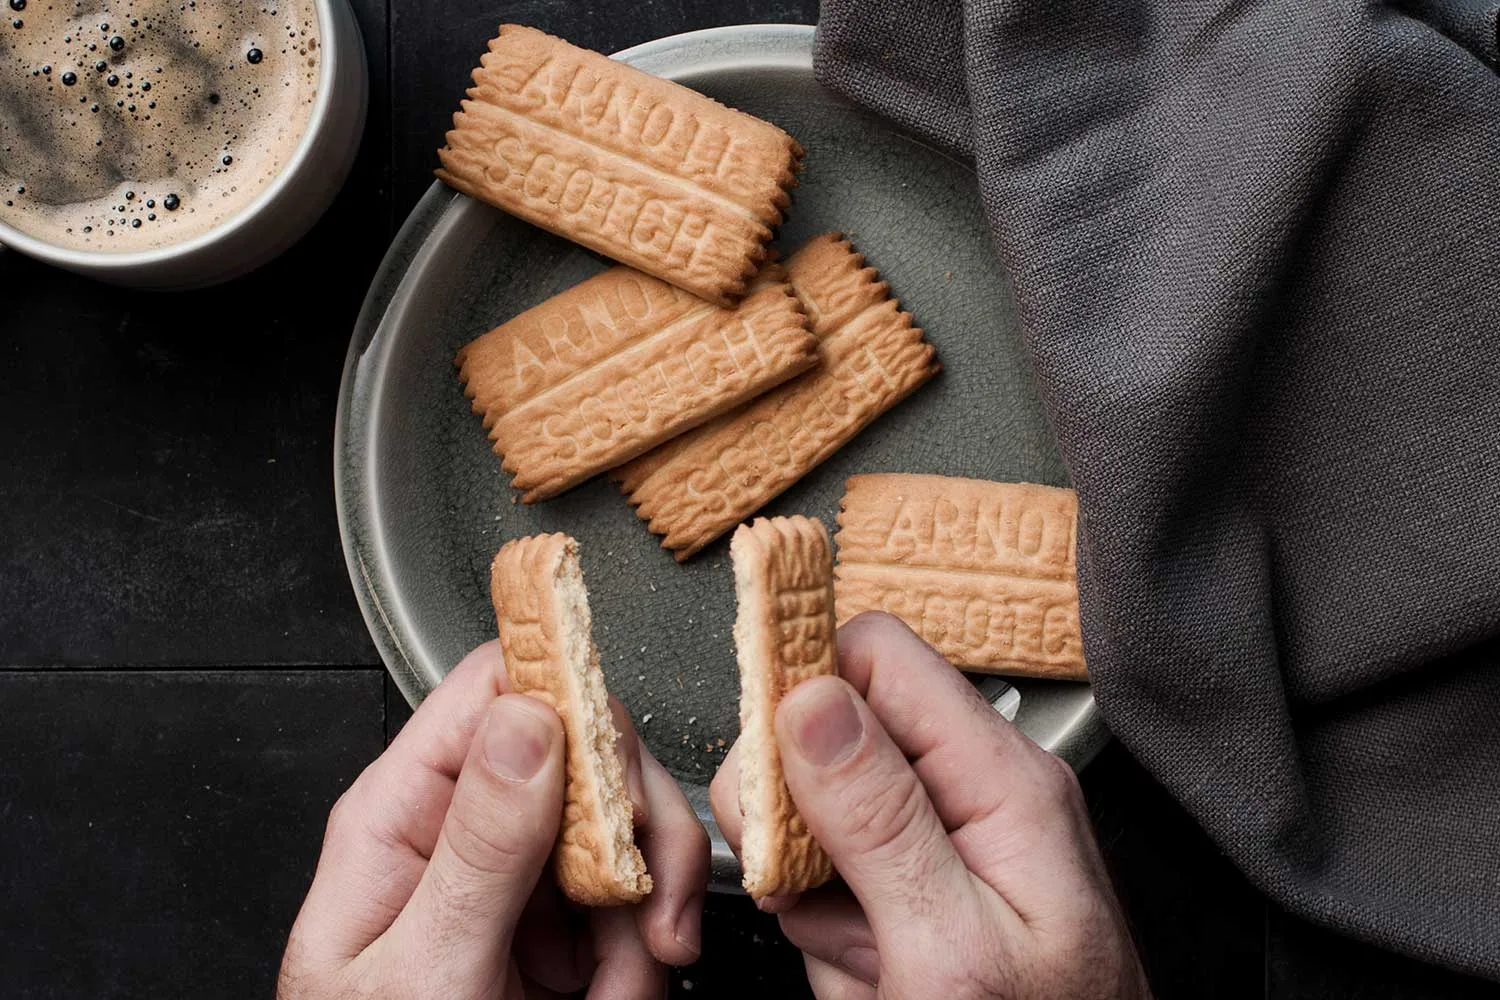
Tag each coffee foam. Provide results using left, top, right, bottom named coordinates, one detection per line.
left=0, top=0, right=320, bottom=252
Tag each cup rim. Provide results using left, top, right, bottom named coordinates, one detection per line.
left=0, top=0, right=344, bottom=269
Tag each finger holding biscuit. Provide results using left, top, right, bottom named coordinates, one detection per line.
left=712, top=612, right=1150, bottom=999
left=632, top=742, right=711, bottom=965
left=280, top=636, right=709, bottom=1000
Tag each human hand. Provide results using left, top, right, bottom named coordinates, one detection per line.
left=711, top=612, right=1150, bottom=999
left=279, top=641, right=709, bottom=999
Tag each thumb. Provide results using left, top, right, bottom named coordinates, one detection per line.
left=381, top=694, right=564, bottom=988
left=775, top=677, right=976, bottom=939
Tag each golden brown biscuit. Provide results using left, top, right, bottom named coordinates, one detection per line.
left=458, top=264, right=818, bottom=502
left=436, top=25, right=804, bottom=307
left=833, top=475, right=1087, bottom=680
left=613, top=233, right=939, bottom=558
left=490, top=533, right=652, bottom=905
left=731, top=516, right=837, bottom=899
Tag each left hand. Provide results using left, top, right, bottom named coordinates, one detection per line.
left=278, top=640, right=709, bottom=999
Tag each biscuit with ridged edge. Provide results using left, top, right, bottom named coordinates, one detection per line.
left=458, top=263, right=818, bottom=502
left=731, top=516, right=837, bottom=898
left=436, top=24, right=804, bottom=307
left=834, top=474, right=1087, bottom=680
left=490, top=533, right=652, bottom=905
left=614, top=233, right=939, bottom=558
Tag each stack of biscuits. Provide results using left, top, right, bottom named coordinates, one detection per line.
left=438, top=25, right=1086, bottom=904
left=444, top=25, right=940, bottom=549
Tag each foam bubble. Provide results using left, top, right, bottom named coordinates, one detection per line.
left=0, top=0, right=321, bottom=252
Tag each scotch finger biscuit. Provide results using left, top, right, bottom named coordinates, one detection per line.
left=614, top=233, right=939, bottom=559
left=834, top=475, right=1087, bottom=680
left=490, top=533, right=652, bottom=906
left=457, top=264, right=818, bottom=502
left=731, top=516, right=837, bottom=899
left=436, top=25, right=804, bottom=307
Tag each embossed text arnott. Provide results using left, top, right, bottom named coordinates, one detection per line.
left=834, top=485, right=1077, bottom=580
left=834, top=476, right=1086, bottom=680
left=615, top=234, right=939, bottom=559
left=437, top=26, right=803, bottom=306
left=459, top=267, right=817, bottom=502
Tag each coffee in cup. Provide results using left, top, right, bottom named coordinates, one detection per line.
left=0, top=0, right=322, bottom=252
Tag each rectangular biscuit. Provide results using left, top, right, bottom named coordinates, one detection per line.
left=731, top=516, right=837, bottom=899
left=833, top=474, right=1087, bottom=680
left=457, top=264, right=819, bottom=502
left=613, top=233, right=939, bottom=558
left=436, top=25, right=804, bottom=307
left=490, top=533, right=652, bottom=905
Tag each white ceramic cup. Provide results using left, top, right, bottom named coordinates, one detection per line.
left=0, top=0, right=368, bottom=289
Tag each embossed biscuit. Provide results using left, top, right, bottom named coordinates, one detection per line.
left=436, top=25, right=804, bottom=307
left=834, top=475, right=1086, bottom=680
left=491, top=533, right=652, bottom=905
left=458, top=264, right=818, bottom=502
left=614, top=233, right=939, bottom=558
left=731, top=516, right=837, bottom=899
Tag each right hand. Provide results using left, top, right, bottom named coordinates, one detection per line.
left=710, top=612, right=1151, bottom=999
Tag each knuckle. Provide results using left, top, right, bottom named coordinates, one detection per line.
left=322, top=786, right=363, bottom=851
left=678, top=812, right=712, bottom=860
left=276, top=932, right=349, bottom=1000
left=908, top=944, right=1009, bottom=1000
left=441, top=803, right=533, bottom=880
left=836, top=766, right=929, bottom=860
left=947, top=967, right=1008, bottom=1000
left=424, top=856, right=494, bottom=924
left=1027, top=899, right=1148, bottom=1000
left=275, top=938, right=312, bottom=999
left=656, top=786, right=711, bottom=845
left=1038, top=748, right=1084, bottom=804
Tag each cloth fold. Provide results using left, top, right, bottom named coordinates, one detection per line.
left=815, top=0, right=1500, bottom=980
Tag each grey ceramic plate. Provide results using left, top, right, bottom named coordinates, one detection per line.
left=335, top=23, right=1107, bottom=892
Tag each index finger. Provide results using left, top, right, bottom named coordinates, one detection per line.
left=708, top=740, right=743, bottom=854
left=632, top=745, right=710, bottom=965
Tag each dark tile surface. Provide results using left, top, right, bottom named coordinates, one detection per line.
left=1083, top=743, right=1266, bottom=1000
left=673, top=897, right=814, bottom=999
left=389, top=0, right=821, bottom=220
left=0, top=668, right=385, bottom=999
left=0, top=0, right=390, bottom=670
left=1266, top=907, right=1500, bottom=1000
left=2, top=0, right=1493, bottom=995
